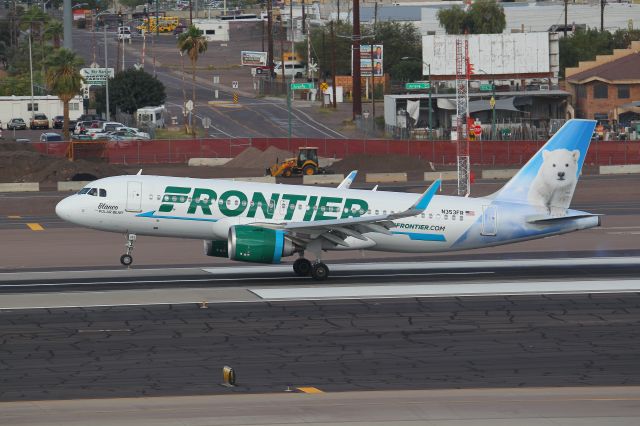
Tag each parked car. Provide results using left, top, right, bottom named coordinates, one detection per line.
left=40, top=132, right=64, bottom=142
left=109, top=128, right=151, bottom=141
left=115, top=126, right=150, bottom=139
left=52, top=115, right=65, bottom=129
left=87, top=121, right=125, bottom=139
left=7, top=118, right=27, bottom=130
left=30, top=113, right=49, bottom=130
left=68, top=119, right=77, bottom=131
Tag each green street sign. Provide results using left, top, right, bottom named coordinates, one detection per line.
left=480, top=83, right=495, bottom=91
left=405, top=82, right=430, bottom=90
left=290, top=82, right=314, bottom=90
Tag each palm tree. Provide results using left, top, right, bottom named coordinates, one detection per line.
left=44, top=20, right=64, bottom=49
left=45, top=48, right=84, bottom=140
left=177, top=25, right=207, bottom=135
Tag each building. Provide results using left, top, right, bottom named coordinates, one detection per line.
left=0, top=95, right=83, bottom=125
left=566, top=41, right=640, bottom=126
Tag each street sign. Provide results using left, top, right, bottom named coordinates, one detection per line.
left=185, top=100, right=193, bottom=112
left=213, top=75, right=220, bottom=84
left=473, top=124, right=482, bottom=136
left=232, top=81, right=239, bottom=89
left=480, top=84, right=494, bottom=92
left=202, top=117, right=211, bottom=129
left=489, top=96, right=496, bottom=108
left=405, top=82, right=430, bottom=90
left=319, top=82, right=329, bottom=92
left=290, top=82, right=314, bottom=90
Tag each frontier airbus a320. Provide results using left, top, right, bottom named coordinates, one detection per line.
left=56, top=120, right=600, bottom=280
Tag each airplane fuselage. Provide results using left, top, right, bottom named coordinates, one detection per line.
left=56, top=174, right=599, bottom=255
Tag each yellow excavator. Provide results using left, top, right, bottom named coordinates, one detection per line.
left=267, top=147, right=327, bottom=177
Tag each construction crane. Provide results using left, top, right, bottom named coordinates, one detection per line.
left=455, top=37, right=471, bottom=197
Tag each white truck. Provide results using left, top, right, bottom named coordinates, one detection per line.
left=136, top=105, right=165, bottom=129
left=0, top=95, right=83, bottom=128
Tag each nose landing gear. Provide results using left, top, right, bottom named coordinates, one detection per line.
left=120, top=233, right=136, bottom=266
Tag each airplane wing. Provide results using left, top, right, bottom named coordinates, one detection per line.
left=252, top=180, right=441, bottom=248
left=337, top=170, right=357, bottom=189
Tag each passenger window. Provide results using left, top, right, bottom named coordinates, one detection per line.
left=460, top=216, right=464, bottom=221
left=88, top=188, right=97, bottom=196
left=421, top=214, right=425, bottom=218
left=444, top=215, right=448, bottom=220
left=100, top=189, right=107, bottom=197
left=429, top=213, right=433, bottom=219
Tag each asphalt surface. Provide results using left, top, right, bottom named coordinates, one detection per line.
left=71, top=27, right=347, bottom=139
left=2, top=292, right=640, bottom=401
left=2, top=258, right=639, bottom=294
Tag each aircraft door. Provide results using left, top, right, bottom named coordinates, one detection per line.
left=481, top=205, right=497, bottom=236
left=126, top=181, right=142, bottom=212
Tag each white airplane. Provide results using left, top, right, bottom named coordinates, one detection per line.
left=56, top=119, right=600, bottom=280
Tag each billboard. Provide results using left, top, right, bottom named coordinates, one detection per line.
left=80, top=68, right=115, bottom=86
left=422, top=33, right=550, bottom=76
left=241, top=51, right=268, bottom=67
left=358, top=44, right=383, bottom=77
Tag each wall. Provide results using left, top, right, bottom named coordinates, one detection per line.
left=572, top=81, right=640, bottom=120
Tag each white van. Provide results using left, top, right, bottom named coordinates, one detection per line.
left=136, top=105, right=165, bottom=129
left=273, top=61, right=307, bottom=79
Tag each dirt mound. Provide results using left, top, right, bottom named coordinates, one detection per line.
left=330, top=154, right=434, bottom=174
left=223, top=146, right=292, bottom=169
left=0, top=147, right=125, bottom=183
left=0, top=142, right=36, bottom=152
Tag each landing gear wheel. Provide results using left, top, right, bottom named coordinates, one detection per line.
left=293, top=258, right=312, bottom=276
left=302, top=165, right=316, bottom=175
left=120, top=254, right=133, bottom=266
left=310, top=262, right=329, bottom=281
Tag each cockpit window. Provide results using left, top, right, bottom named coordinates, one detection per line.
left=87, top=188, right=97, bottom=196
left=78, top=188, right=90, bottom=194
left=99, top=188, right=107, bottom=197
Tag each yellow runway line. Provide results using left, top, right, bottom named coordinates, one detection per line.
left=296, top=387, right=324, bottom=394
left=7, top=215, right=21, bottom=219
left=26, top=223, right=44, bottom=231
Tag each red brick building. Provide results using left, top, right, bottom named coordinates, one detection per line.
left=566, top=41, right=640, bottom=125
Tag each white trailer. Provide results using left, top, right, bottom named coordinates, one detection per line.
left=192, top=19, right=229, bottom=42
left=0, top=95, right=83, bottom=127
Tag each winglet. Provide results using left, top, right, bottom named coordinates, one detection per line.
left=390, top=179, right=441, bottom=219
left=337, top=170, right=358, bottom=189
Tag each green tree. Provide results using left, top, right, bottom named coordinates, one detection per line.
left=295, top=20, right=422, bottom=81
left=559, top=28, right=640, bottom=77
left=100, top=69, right=166, bottom=116
left=177, top=25, right=208, bottom=134
left=45, top=48, right=84, bottom=140
left=44, top=20, right=64, bottom=49
left=437, top=0, right=505, bottom=35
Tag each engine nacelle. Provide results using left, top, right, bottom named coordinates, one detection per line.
left=228, top=225, right=295, bottom=264
left=203, top=240, right=229, bottom=258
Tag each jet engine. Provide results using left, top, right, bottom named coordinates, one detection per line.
left=228, top=225, right=295, bottom=264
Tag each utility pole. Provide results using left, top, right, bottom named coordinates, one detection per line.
left=600, top=0, right=606, bottom=32
left=371, top=1, right=377, bottom=123
left=267, top=0, right=274, bottom=78
left=156, top=0, right=160, bottom=36
left=63, top=0, right=72, bottom=50
left=564, top=0, right=568, bottom=37
left=189, top=0, right=193, bottom=25
left=331, top=21, right=337, bottom=109
left=104, top=24, right=110, bottom=121
left=352, top=0, right=361, bottom=120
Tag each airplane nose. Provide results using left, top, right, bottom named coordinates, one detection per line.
left=55, top=197, right=72, bottom=221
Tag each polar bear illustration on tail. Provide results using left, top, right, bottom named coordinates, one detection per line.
left=527, top=148, right=580, bottom=216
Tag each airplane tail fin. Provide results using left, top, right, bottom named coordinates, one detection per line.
left=493, top=119, right=596, bottom=215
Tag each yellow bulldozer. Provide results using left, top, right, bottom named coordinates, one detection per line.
left=267, top=147, right=328, bottom=177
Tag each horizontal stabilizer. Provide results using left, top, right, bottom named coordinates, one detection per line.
left=526, top=213, right=602, bottom=225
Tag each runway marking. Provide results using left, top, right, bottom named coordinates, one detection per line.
left=297, top=387, right=324, bottom=394
left=7, top=215, right=21, bottom=219
left=26, top=223, right=44, bottom=231
left=0, top=272, right=492, bottom=289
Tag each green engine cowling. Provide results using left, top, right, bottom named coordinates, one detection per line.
left=228, top=225, right=295, bottom=264
left=203, top=240, right=229, bottom=258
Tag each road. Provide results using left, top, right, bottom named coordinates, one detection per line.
left=71, top=27, right=346, bottom=139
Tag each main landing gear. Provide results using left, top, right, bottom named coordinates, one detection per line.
left=293, top=257, right=329, bottom=281
left=120, top=233, right=136, bottom=266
